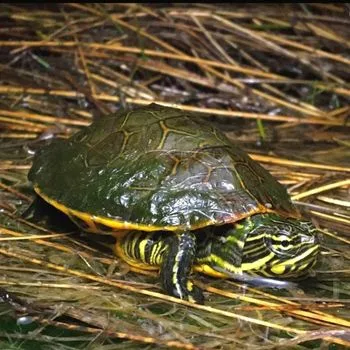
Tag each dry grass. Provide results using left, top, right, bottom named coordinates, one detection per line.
left=0, top=3, right=349, bottom=349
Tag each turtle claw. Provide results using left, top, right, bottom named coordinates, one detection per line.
left=166, top=280, right=204, bottom=304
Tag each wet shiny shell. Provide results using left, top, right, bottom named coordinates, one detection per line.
left=29, top=103, right=298, bottom=232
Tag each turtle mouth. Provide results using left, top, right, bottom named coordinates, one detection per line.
left=210, top=266, right=299, bottom=289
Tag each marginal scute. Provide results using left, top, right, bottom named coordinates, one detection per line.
left=29, top=103, right=298, bottom=232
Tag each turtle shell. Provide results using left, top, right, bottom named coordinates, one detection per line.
left=29, top=103, right=299, bottom=233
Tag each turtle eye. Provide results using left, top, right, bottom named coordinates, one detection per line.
left=280, top=236, right=290, bottom=248
left=267, top=233, right=296, bottom=257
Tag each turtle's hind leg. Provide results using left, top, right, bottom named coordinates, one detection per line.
left=115, top=231, right=204, bottom=303
left=22, top=195, right=76, bottom=231
left=115, top=231, right=166, bottom=270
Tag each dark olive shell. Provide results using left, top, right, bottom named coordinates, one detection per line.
left=29, top=104, right=298, bottom=231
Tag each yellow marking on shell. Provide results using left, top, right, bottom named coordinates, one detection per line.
left=169, top=155, right=180, bottom=176
left=34, top=185, right=223, bottom=232
left=68, top=212, right=98, bottom=232
left=119, top=130, right=132, bottom=155
left=120, top=111, right=131, bottom=129
left=157, top=120, right=169, bottom=150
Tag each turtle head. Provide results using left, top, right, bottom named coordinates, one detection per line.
left=241, top=213, right=319, bottom=278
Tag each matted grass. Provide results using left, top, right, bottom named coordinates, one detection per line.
left=0, top=3, right=349, bottom=349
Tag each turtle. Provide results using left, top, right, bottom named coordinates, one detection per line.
left=28, top=103, right=319, bottom=303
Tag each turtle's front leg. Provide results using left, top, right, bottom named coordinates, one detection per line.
left=160, top=231, right=204, bottom=304
left=115, top=230, right=204, bottom=303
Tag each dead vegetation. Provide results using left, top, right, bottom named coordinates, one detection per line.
left=0, top=3, right=349, bottom=349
